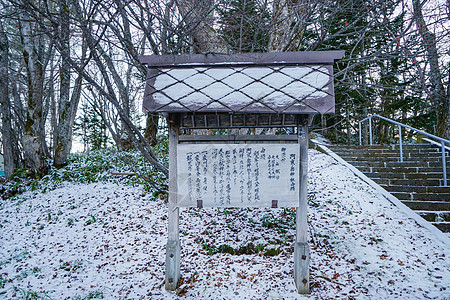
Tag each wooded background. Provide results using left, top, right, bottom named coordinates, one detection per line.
left=0, top=0, right=449, bottom=188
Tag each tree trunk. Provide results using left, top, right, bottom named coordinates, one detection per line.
left=54, top=0, right=82, bottom=167
left=269, top=0, right=310, bottom=51
left=50, top=60, right=57, bottom=154
left=346, top=100, right=351, bottom=144
left=0, top=20, right=16, bottom=178
left=19, top=13, right=47, bottom=176
left=11, top=82, right=23, bottom=167
left=412, top=0, right=449, bottom=139
left=177, top=0, right=229, bottom=53
left=269, top=0, right=293, bottom=51
left=144, top=114, right=159, bottom=146
left=320, top=114, right=327, bottom=136
left=117, top=1, right=158, bottom=149
left=362, top=107, right=368, bottom=145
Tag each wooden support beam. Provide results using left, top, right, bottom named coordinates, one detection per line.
left=178, top=134, right=298, bottom=143
left=165, top=121, right=181, bottom=291
left=295, top=116, right=310, bottom=294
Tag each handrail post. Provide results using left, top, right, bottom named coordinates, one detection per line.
left=359, top=121, right=362, bottom=145
left=442, top=141, right=447, bottom=186
left=358, top=114, right=449, bottom=186
left=398, top=124, right=403, bottom=162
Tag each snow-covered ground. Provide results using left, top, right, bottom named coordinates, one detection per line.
left=0, top=150, right=449, bottom=299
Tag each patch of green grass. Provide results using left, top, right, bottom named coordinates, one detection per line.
left=217, top=244, right=235, bottom=255
left=60, top=259, right=83, bottom=273
left=264, top=247, right=281, bottom=256
left=261, top=213, right=291, bottom=234
left=4, top=144, right=170, bottom=200
left=199, top=241, right=280, bottom=256
left=85, top=215, right=96, bottom=226
left=0, top=249, right=32, bottom=266
left=0, top=274, right=7, bottom=288
left=86, top=290, right=104, bottom=299
left=73, top=289, right=104, bottom=300
left=17, top=288, right=51, bottom=300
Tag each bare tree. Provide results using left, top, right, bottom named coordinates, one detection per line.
left=53, top=0, right=84, bottom=167
left=18, top=3, right=52, bottom=176
left=412, top=0, right=449, bottom=139
left=1, top=0, right=448, bottom=183
left=0, top=20, right=16, bottom=178
left=68, top=0, right=168, bottom=178
left=177, top=0, right=229, bottom=53
left=269, top=0, right=313, bottom=51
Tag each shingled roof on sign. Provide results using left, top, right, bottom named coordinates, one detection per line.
left=139, top=51, right=344, bottom=114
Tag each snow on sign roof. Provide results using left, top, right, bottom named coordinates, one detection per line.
left=140, top=51, right=344, bottom=114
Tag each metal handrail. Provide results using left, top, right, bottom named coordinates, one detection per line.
left=359, top=114, right=449, bottom=186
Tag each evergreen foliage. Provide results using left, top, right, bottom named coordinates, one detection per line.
left=217, top=0, right=270, bottom=52
left=306, top=0, right=438, bottom=144
left=73, top=103, right=109, bottom=151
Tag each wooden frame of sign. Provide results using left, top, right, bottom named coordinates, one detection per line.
left=139, top=51, right=344, bottom=294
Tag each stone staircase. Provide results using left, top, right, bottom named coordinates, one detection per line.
left=327, top=143, right=450, bottom=232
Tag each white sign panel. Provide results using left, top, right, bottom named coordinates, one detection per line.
left=177, top=143, right=299, bottom=207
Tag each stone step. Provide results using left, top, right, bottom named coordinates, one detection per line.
left=380, top=185, right=450, bottom=194
left=334, top=144, right=448, bottom=150
left=332, top=147, right=449, bottom=154
left=401, top=201, right=450, bottom=211
left=365, top=172, right=445, bottom=180
left=360, top=164, right=450, bottom=173
left=328, top=145, right=389, bottom=150
left=351, top=161, right=448, bottom=169
left=386, top=144, right=444, bottom=150
left=372, top=178, right=442, bottom=186
left=393, top=192, right=450, bottom=201
left=331, top=143, right=447, bottom=150
left=403, top=152, right=449, bottom=159
left=339, top=157, right=449, bottom=165
left=339, top=155, right=449, bottom=163
left=332, top=150, right=399, bottom=156
left=417, top=211, right=450, bottom=222
left=393, top=144, right=449, bottom=150
left=431, top=222, right=450, bottom=233
left=331, top=146, right=449, bottom=156
left=331, top=143, right=450, bottom=232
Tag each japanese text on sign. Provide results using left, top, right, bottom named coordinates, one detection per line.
left=177, top=144, right=300, bottom=207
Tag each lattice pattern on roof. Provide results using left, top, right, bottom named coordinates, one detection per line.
left=140, top=51, right=344, bottom=114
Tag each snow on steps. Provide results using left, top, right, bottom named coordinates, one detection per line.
left=312, top=139, right=450, bottom=241
left=321, top=142, right=450, bottom=233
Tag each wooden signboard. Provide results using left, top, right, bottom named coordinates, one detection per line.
left=177, top=143, right=299, bottom=208
left=140, top=51, right=344, bottom=295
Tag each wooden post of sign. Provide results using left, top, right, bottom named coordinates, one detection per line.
left=165, top=117, right=181, bottom=291
left=294, top=116, right=310, bottom=294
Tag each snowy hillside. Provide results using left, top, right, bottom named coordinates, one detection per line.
left=0, top=150, right=449, bottom=299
